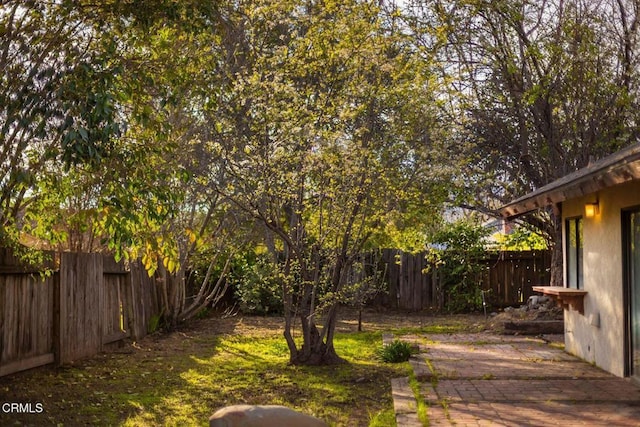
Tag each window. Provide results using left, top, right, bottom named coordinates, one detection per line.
left=566, top=217, right=584, bottom=289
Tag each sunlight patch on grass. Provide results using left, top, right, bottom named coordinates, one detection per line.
left=369, top=408, right=397, bottom=427
left=86, top=329, right=405, bottom=426
left=334, top=331, right=381, bottom=361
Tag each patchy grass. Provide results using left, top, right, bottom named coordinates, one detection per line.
left=408, top=371, right=429, bottom=426
left=368, top=408, right=397, bottom=427
left=389, top=315, right=486, bottom=336
left=549, top=341, right=565, bottom=351
left=1, top=311, right=459, bottom=426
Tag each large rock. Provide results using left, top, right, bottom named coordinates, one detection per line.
left=209, top=404, right=328, bottom=427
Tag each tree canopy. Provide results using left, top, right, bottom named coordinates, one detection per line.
left=404, top=0, right=640, bottom=283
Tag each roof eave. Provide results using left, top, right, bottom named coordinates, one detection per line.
left=500, top=145, right=640, bottom=219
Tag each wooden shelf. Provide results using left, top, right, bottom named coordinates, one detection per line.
left=532, top=286, right=588, bottom=315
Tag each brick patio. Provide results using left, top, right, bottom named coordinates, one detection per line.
left=389, top=333, right=640, bottom=426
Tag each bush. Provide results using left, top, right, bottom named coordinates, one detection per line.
left=376, top=340, right=415, bottom=363
left=230, top=254, right=284, bottom=315
left=427, top=219, right=490, bottom=313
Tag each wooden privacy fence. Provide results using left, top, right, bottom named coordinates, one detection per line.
left=373, top=249, right=551, bottom=311
left=0, top=249, right=162, bottom=377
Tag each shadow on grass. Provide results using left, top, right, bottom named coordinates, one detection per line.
left=0, top=327, right=406, bottom=427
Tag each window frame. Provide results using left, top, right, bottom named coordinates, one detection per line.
left=565, top=216, right=584, bottom=290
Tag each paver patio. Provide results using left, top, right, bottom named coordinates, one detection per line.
left=389, top=333, right=640, bottom=426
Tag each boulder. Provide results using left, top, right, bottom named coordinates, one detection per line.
left=209, top=404, right=328, bottom=427
left=527, top=295, right=550, bottom=309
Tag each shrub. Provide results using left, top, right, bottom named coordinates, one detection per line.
left=230, top=254, right=284, bottom=315
left=426, top=219, right=490, bottom=313
left=376, top=340, right=415, bottom=363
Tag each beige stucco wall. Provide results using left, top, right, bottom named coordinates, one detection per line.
left=562, top=180, right=640, bottom=377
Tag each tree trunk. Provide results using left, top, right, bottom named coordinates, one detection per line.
left=549, top=205, right=563, bottom=287
left=284, top=273, right=346, bottom=366
left=288, top=312, right=346, bottom=366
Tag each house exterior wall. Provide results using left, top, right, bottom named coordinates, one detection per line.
left=562, top=180, right=640, bottom=377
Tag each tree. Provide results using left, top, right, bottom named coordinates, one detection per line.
left=404, top=0, right=640, bottom=284
left=86, top=0, right=242, bottom=328
left=426, top=218, right=490, bottom=312
left=0, top=1, right=123, bottom=252
left=203, top=0, right=446, bottom=365
left=0, top=1, right=241, bottom=328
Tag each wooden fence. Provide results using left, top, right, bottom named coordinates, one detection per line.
left=376, top=249, right=551, bottom=311
left=1, top=247, right=551, bottom=376
left=0, top=250, right=162, bottom=377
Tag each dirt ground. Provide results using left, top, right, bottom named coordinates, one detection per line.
left=0, top=309, right=523, bottom=426
left=486, top=300, right=564, bottom=334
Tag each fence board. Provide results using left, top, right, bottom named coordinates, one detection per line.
left=0, top=353, right=55, bottom=377
left=0, top=270, right=55, bottom=376
left=102, top=272, right=130, bottom=344
left=58, top=252, right=103, bottom=364
left=1, top=249, right=163, bottom=377
left=377, top=250, right=551, bottom=311
left=128, top=262, right=161, bottom=339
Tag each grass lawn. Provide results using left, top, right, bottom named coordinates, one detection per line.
left=0, top=311, right=482, bottom=426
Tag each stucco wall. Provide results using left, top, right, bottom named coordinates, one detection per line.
left=562, top=180, right=640, bottom=377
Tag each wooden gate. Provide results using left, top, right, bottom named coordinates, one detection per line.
left=102, top=258, right=131, bottom=345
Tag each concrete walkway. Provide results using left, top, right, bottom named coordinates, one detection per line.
left=388, top=333, right=640, bottom=426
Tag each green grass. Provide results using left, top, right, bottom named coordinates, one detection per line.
left=0, top=327, right=406, bottom=427
left=368, top=408, right=397, bottom=427
left=390, top=318, right=483, bottom=336
left=1, top=312, right=487, bottom=426
left=408, top=371, right=429, bottom=426
left=115, top=331, right=405, bottom=426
